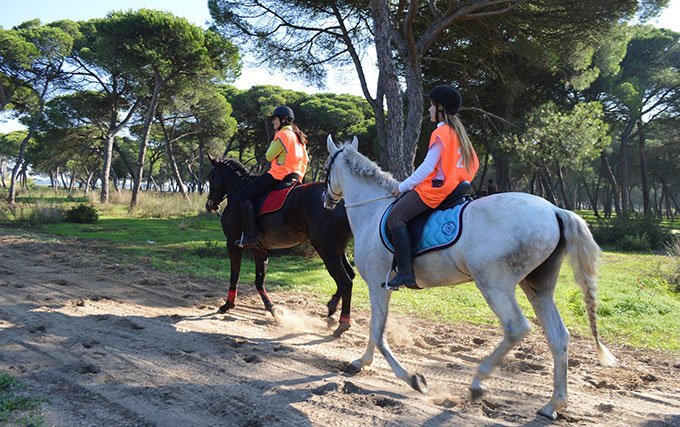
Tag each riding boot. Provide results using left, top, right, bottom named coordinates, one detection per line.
left=384, top=226, right=416, bottom=290
left=235, top=200, right=258, bottom=248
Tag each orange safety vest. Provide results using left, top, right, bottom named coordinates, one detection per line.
left=414, top=124, right=479, bottom=208
left=267, top=127, right=308, bottom=180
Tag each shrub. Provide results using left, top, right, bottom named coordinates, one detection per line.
left=64, top=204, right=99, bottom=223
left=0, top=200, right=12, bottom=223
left=662, top=235, right=680, bottom=292
left=32, top=202, right=63, bottom=224
left=133, top=192, right=201, bottom=218
left=618, top=233, right=651, bottom=252
left=590, top=214, right=672, bottom=251
left=191, top=240, right=226, bottom=258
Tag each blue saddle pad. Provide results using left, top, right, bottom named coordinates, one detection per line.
left=380, top=200, right=470, bottom=257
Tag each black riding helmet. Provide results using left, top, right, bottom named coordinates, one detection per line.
left=427, top=85, right=462, bottom=115
left=271, top=105, right=295, bottom=122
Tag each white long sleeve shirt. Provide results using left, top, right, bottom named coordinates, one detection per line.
left=398, top=122, right=445, bottom=193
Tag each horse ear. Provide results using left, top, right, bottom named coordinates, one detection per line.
left=327, top=134, right=338, bottom=155
left=351, top=136, right=359, bottom=150
left=207, top=153, right=216, bottom=166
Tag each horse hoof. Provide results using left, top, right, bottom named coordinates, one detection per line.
left=345, top=362, right=362, bottom=375
left=332, top=321, right=351, bottom=338
left=411, top=373, right=428, bottom=393
left=218, top=300, right=236, bottom=313
left=469, top=384, right=485, bottom=400
left=269, top=305, right=284, bottom=319
left=327, top=298, right=339, bottom=317
left=537, top=405, right=558, bottom=421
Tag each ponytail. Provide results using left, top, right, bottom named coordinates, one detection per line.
left=288, top=123, right=307, bottom=145
left=443, top=112, right=474, bottom=174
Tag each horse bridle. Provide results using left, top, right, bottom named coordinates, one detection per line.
left=323, top=148, right=345, bottom=209
left=205, top=166, right=248, bottom=214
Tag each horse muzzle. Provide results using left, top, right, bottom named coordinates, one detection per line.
left=205, top=199, right=220, bottom=213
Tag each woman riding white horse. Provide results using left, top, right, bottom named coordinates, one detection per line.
left=386, top=85, right=479, bottom=290
left=322, top=135, right=616, bottom=420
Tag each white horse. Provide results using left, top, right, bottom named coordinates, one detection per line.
left=322, top=136, right=616, bottom=420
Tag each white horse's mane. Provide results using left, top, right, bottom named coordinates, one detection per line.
left=339, top=143, right=399, bottom=192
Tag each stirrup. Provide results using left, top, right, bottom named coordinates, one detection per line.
left=382, top=281, right=401, bottom=291
left=235, top=231, right=257, bottom=248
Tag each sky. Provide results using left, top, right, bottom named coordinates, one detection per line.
left=1, top=0, right=680, bottom=134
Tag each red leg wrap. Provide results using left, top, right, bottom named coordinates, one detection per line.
left=258, top=290, right=272, bottom=306
left=227, top=289, right=237, bottom=302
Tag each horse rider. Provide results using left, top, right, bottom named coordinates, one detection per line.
left=235, top=105, right=309, bottom=248
left=385, top=85, right=479, bottom=289
left=487, top=179, right=499, bottom=194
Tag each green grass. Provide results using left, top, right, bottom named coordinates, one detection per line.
left=4, top=188, right=680, bottom=351
left=0, top=373, right=45, bottom=426
left=27, top=214, right=680, bottom=351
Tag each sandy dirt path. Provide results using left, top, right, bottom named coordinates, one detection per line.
left=0, top=229, right=679, bottom=426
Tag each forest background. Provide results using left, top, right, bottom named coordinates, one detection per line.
left=1, top=0, right=679, bottom=234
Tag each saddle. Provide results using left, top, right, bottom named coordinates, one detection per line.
left=254, top=179, right=300, bottom=216
left=380, top=181, right=474, bottom=257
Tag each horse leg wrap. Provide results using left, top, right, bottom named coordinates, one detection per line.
left=227, top=289, right=237, bottom=303
left=340, top=315, right=351, bottom=324
left=259, top=290, right=273, bottom=310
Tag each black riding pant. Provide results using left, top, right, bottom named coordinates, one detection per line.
left=387, top=190, right=431, bottom=230
left=236, top=172, right=300, bottom=205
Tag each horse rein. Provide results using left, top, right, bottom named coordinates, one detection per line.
left=344, top=194, right=392, bottom=208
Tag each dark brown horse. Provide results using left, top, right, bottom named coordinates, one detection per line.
left=205, top=156, right=355, bottom=336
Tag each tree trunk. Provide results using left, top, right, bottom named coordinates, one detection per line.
left=603, top=185, right=612, bottom=218
left=541, top=168, right=558, bottom=206
left=582, top=176, right=599, bottom=218
left=8, top=84, right=47, bottom=204
left=166, top=138, right=189, bottom=200
left=654, top=182, right=663, bottom=220
left=556, top=164, right=572, bottom=210
left=370, top=0, right=407, bottom=179
left=667, top=186, right=680, bottom=215
left=68, top=171, right=75, bottom=194
left=0, top=157, right=6, bottom=188
left=111, top=169, right=121, bottom=193
left=100, top=134, right=115, bottom=203
left=618, top=119, right=636, bottom=214
left=130, top=74, right=164, bottom=210
left=600, top=151, right=620, bottom=216
left=529, top=173, right=537, bottom=195
left=198, top=134, right=205, bottom=194
left=84, top=170, right=95, bottom=197
left=401, top=52, right=425, bottom=178
left=667, top=191, right=675, bottom=222
left=637, top=120, right=650, bottom=216
left=593, top=175, right=601, bottom=216
left=146, top=159, right=155, bottom=192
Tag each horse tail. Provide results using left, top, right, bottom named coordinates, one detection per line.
left=555, top=208, right=617, bottom=367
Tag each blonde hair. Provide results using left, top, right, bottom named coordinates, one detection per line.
left=442, top=111, right=474, bottom=174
